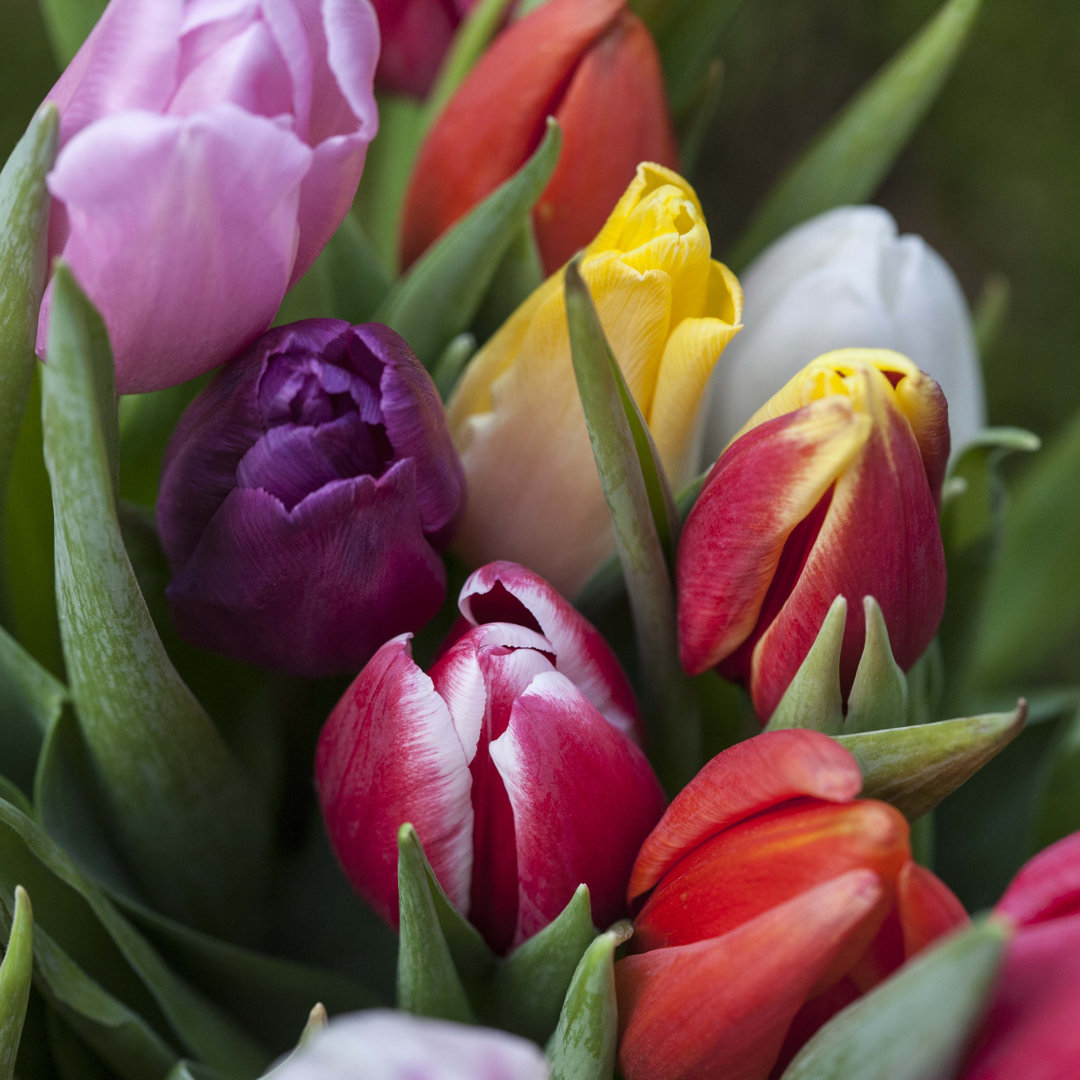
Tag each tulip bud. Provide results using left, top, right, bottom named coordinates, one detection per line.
left=372, top=0, right=480, bottom=98
left=616, top=730, right=966, bottom=1080
left=678, top=348, right=948, bottom=721
left=316, top=561, right=666, bottom=954
left=703, top=206, right=986, bottom=464
left=400, top=0, right=679, bottom=275
left=449, top=163, right=742, bottom=596
left=156, top=319, right=464, bottom=678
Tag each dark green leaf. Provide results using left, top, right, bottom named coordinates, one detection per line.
left=1033, top=709, right=1080, bottom=851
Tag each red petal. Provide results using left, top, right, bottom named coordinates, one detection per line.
left=628, top=730, right=861, bottom=904
left=996, top=830, right=1080, bottom=928
left=897, top=860, right=969, bottom=955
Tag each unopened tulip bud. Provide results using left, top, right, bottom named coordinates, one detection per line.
left=372, top=0, right=481, bottom=98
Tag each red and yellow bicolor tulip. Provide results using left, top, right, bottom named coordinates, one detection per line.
left=678, top=348, right=949, bottom=721
left=616, top=730, right=966, bottom=1080
left=400, top=0, right=679, bottom=274
left=448, top=163, right=743, bottom=596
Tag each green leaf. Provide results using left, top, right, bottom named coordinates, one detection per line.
left=376, top=118, right=561, bottom=368
left=47, top=1011, right=116, bottom=1080
left=729, top=0, right=983, bottom=269
left=470, top=219, right=544, bottom=347
left=564, top=255, right=698, bottom=790
left=836, top=703, right=1026, bottom=820
left=431, top=333, right=477, bottom=402
left=972, top=273, right=1011, bottom=356
left=1033, top=709, right=1080, bottom=851
left=677, top=59, right=725, bottom=179
left=0, top=104, right=57, bottom=510
left=779, top=918, right=1007, bottom=1080
left=41, top=265, right=270, bottom=935
left=0, top=887, right=33, bottom=1079
left=764, top=597, right=846, bottom=735
left=844, top=598, right=908, bottom=734
left=545, top=921, right=630, bottom=1080
left=37, top=0, right=106, bottom=66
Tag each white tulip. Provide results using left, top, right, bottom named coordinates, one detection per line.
left=267, top=1011, right=549, bottom=1080
left=703, top=205, right=986, bottom=467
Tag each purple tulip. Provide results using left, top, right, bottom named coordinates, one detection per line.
left=35, top=0, right=379, bottom=394
left=156, top=320, right=465, bottom=677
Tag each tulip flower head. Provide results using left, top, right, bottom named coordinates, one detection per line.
left=616, top=730, right=966, bottom=1080
left=371, top=0, right=480, bottom=98
left=448, top=163, right=742, bottom=595
left=157, top=319, right=464, bottom=678
left=37, top=0, right=379, bottom=393
left=316, top=562, right=666, bottom=953
left=400, top=0, right=679, bottom=274
left=679, top=348, right=948, bottom=721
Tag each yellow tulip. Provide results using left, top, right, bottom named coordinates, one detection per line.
left=447, top=162, right=743, bottom=595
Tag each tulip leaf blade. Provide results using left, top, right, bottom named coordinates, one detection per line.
left=779, top=917, right=1007, bottom=1080
left=564, top=256, right=699, bottom=790
left=1033, top=709, right=1080, bottom=851
left=0, top=886, right=33, bottom=1079
left=40, top=264, right=270, bottom=937
left=0, top=104, right=57, bottom=512
left=545, top=921, right=630, bottom=1080
left=765, top=596, right=846, bottom=735
left=730, top=0, right=982, bottom=269
left=845, top=597, right=909, bottom=733
left=486, top=884, right=596, bottom=1044
left=431, top=333, right=477, bottom=402
left=837, top=703, right=1026, bottom=820
left=376, top=118, right=561, bottom=369
left=37, top=0, right=107, bottom=67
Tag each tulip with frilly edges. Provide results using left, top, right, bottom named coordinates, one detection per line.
left=36, top=0, right=379, bottom=393
left=316, top=561, right=666, bottom=954
left=679, top=348, right=948, bottom=721
left=156, top=319, right=464, bottom=677
left=616, top=730, right=967, bottom=1080
left=703, top=206, right=985, bottom=464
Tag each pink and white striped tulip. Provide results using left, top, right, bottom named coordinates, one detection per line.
left=678, top=348, right=949, bottom=722
left=316, top=562, right=665, bottom=953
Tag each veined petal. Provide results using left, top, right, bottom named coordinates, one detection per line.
left=896, top=860, right=969, bottom=955
left=315, top=634, right=474, bottom=923
left=490, top=671, right=665, bottom=946
left=617, top=871, right=884, bottom=1080
left=996, top=831, right=1080, bottom=928
left=629, top=730, right=861, bottom=903
left=677, top=397, right=871, bottom=676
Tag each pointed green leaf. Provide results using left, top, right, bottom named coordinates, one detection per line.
left=486, top=885, right=596, bottom=1043
left=545, top=921, right=631, bottom=1080
left=836, top=703, right=1026, bottom=820
left=765, top=596, right=846, bottom=734
left=470, top=219, right=545, bottom=348
left=845, top=597, right=909, bottom=733
left=0, top=887, right=33, bottom=1079
left=37, top=0, right=107, bottom=66
left=565, top=256, right=698, bottom=790
left=0, top=104, right=57, bottom=508
left=730, top=0, right=983, bottom=268
left=41, top=264, right=270, bottom=935
left=376, top=118, right=561, bottom=368
left=431, top=333, right=477, bottom=402
left=779, top=918, right=1007, bottom=1080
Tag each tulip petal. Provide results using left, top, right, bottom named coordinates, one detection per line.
left=41, top=105, right=312, bottom=393
left=167, top=461, right=446, bottom=676
left=616, top=870, right=884, bottom=1080
left=896, top=860, right=969, bottom=955
left=629, top=730, right=861, bottom=903
left=459, top=561, right=640, bottom=738
left=490, top=671, right=665, bottom=946
left=315, top=635, right=474, bottom=924
left=677, top=397, right=871, bottom=676
left=995, top=830, right=1080, bottom=927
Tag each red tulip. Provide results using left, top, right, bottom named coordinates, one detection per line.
left=399, top=0, right=678, bottom=275
left=616, top=730, right=966, bottom=1080
left=316, top=561, right=665, bottom=954
left=678, top=348, right=949, bottom=721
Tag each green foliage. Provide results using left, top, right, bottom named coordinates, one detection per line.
left=36, top=0, right=105, bottom=66
left=0, top=887, right=33, bottom=1079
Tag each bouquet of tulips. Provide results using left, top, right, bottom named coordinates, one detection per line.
left=1, top=0, right=1077, bottom=1077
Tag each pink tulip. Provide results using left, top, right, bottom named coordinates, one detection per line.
left=36, top=0, right=379, bottom=393
left=316, top=561, right=665, bottom=953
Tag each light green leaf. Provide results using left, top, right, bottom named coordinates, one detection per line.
left=0, top=887, right=33, bottom=1079
left=779, top=918, right=1007, bottom=1080
left=37, top=0, right=106, bottom=66
left=730, top=0, right=983, bottom=268
left=41, top=265, right=270, bottom=935
left=844, top=598, right=908, bottom=733
left=376, top=119, right=561, bottom=368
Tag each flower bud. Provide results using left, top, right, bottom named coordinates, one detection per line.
left=400, top=0, right=678, bottom=274
left=157, top=319, right=464, bottom=677
left=372, top=0, right=480, bottom=98
left=316, top=561, right=666, bottom=953
left=679, top=348, right=948, bottom=721
left=616, top=731, right=966, bottom=1080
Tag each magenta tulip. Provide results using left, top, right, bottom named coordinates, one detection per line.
left=316, top=561, right=665, bottom=953
left=36, top=0, right=379, bottom=393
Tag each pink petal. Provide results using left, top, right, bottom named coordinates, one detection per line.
left=996, top=831, right=1080, bottom=928
left=316, top=635, right=474, bottom=923
left=628, top=730, right=861, bottom=904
